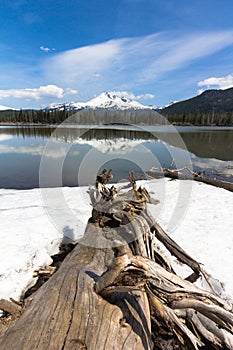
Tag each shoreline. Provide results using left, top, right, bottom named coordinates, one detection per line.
left=1, top=121, right=233, bottom=128
left=0, top=122, right=55, bottom=126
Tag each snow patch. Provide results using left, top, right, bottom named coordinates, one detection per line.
left=0, top=179, right=232, bottom=304
left=0, top=105, right=15, bottom=111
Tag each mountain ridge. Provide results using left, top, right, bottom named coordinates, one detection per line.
left=1, top=88, right=233, bottom=114
left=161, top=87, right=233, bottom=115
left=46, top=88, right=233, bottom=115
left=1, top=88, right=233, bottom=126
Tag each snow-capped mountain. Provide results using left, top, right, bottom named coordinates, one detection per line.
left=86, top=92, right=147, bottom=110
left=48, top=92, right=149, bottom=111
left=47, top=101, right=85, bottom=111
left=165, top=100, right=179, bottom=107
left=0, top=104, right=15, bottom=111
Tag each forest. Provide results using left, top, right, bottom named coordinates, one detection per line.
left=0, top=106, right=233, bottom=126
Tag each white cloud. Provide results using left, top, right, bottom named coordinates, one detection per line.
left=41, top=30, right=233, bottom=95
left=198, top=74, right=233, bottom=90
left=112, top=91, right=155, bottom=100
left=2, top=30, right=233, bottom=108
left=136, top=93, right=155, bottom=100
left=0, top=85, right=76, bottom=100
left=138, top=31, right=233, bottom=83
left=93, top=72, right=101, bottom=78
left=42, top=39, right=122, bottom=85
left=0, top=144, right=44, bottom=156
left=64, top=88, right=78, bottom=96
left=0, top=135, right=14, bottom=142
left=40, top=46, right=55, bottom=52
left=0, top=142, right=76, bottom=159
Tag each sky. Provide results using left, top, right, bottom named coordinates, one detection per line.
left=1, top=0, right=233, bottom=109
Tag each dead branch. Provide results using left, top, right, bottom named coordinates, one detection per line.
left=0, top=299, right=22, bottom=316
left=96, top=254, right=233, bottom=349
left=92, top=171, right=233, bottom=349
left=147, top=167, right=233, bottom=192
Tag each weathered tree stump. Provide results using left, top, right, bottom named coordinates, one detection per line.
left=0, top=170, right=233, bottom=350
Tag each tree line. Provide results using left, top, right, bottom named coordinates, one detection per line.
left=0, top=107, right=233, bottom=126
left=0, top=107, right=166, bottom=125
left=0, top=108, right=69, bottom=124
left=165, top=111, right=233, bottom=126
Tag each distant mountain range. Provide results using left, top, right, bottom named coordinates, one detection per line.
left=161, top=87, right=233, bottom=115
left=1, top=88, right=233, bottom=114
left=1, top=89, right=233, bottom=126
left=39, top=87, right=233, bottom=115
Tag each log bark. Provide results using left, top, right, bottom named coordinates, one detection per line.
left=0, top=299, right=22, bottom=317
left=0, top=224, right=152, bottom=350
left=147, top=168, right=233, bottom=192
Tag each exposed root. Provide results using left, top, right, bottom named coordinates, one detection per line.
left=93, top=170, right=233, bottom=349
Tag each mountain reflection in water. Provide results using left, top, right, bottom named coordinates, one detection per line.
left=0, top=125, right=232, bottom=189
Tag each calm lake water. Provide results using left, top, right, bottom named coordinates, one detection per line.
left=0, top=125, right=232, bottom=189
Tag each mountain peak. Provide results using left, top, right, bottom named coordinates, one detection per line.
left=86, top=91, right=147, bottom=110
left=46, top=91, right=148, bottom=111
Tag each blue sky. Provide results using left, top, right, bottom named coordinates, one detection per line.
left=1, top=0, right=233, bottom=109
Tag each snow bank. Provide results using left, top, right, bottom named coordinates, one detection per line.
left=0, top=179, right=232, bottom=303
left=148, top=179, right=233, bottom=300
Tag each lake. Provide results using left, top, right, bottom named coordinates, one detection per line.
left=0, top=124, right=232, bottom=189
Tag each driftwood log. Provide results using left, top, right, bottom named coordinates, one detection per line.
left=147, top=167, right=233, bottom=192
left=0, top=170, right=233, bottom=350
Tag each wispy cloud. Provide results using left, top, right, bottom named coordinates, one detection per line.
left=1, top=29, right=233, bottom=108
left=198, top=74, right=233, bottom=92
left=112, top=91, right=155, bottom=100
left=138, top=31, right=233, bottom=83
left=64, top=87, right=78, bottom=96
left=41, top=30, right=233, bottom=95
left=0, top=85, right=77, bottom=100
left=0, top=142, right=79, bottom=159
left=42, top=39, right=122, bottom=85
left=40, top=46, right=56, bottom=52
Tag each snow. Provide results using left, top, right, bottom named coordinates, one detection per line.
left=86, top=91, right=147, bottom=110
left=0, top=179, right=233, bottom=305
left=0, top=105, right=15, bottom=111
left=65, top=137, right=154, bottom=154
left=164, top=100, right=179, bottom=107
left=147, top=180, right=233, bottom=300
left=48, top=101, right=85, bottom=111
left=48, top=91, right=148, bottom=111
